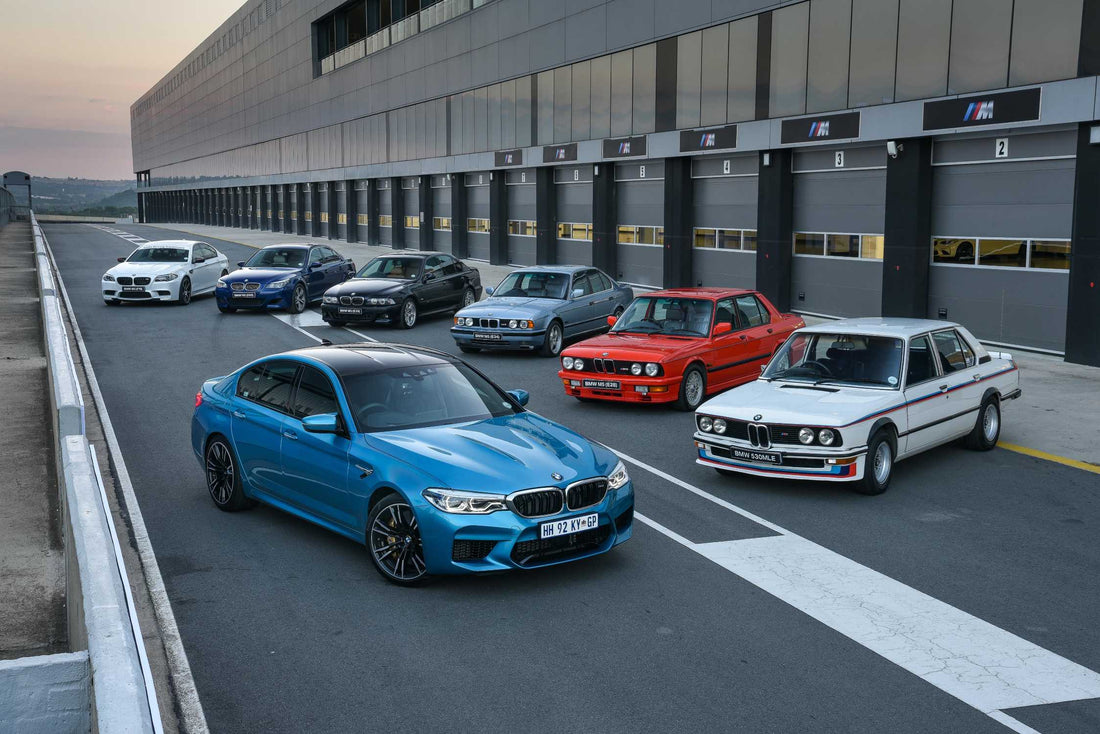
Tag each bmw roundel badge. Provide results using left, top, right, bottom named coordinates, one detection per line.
left=754, top=414, right=763, bottom=421
left=552, top=472, right=563, bottom=481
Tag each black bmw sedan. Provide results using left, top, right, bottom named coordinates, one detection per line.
left=320, top=253, right=482, bottom=328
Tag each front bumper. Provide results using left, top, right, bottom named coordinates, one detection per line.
left=558, top=370, right=680, bottom=404
left=216, top=287, right=293, bottom=310
left=694, top=433, right=865, bottom=482
left=321, top=303, right=400, bottom=324
left=103, top=278, right=181, bottom=302
left=415, top=481, right=635, bottom=574
left=450, top=327, right=546, bottom=351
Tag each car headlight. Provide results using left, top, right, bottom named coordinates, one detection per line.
left=698, top=416, right=713, bottom=432
left=798, top=427, right=815, bottom=444
left=103, top=273, right=115, bottom=282
left=216, top=279, right=226, bottom=288
left=607, top=461, right=629, bottom=490
left=267, top=279, right=291, bottom=289
left=572, top=358, right=584, bottom=371
left=154, top=273, right=179, bottom=282
left=422, top=488, right=507, bottom=514
left=369, top=297, right=395, bottom=305
left=562, top=356, right=575, bottom=370
left=465, top=317, right=475, bottom=326
left=818, top=429, right=836, bottom=446
left=630, top=362, right=643, bottom=376
left=644, top=363, right=660, bottom=377
left=508, top=319, right=518, bottom=328
left=323, top=295, right=338, bottom=304
left=713, top=419, right=727, bottom=435
left=520, top=320, right=533, bottom=329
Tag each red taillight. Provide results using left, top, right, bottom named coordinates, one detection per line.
left=194, top=391, right=203, bottom=408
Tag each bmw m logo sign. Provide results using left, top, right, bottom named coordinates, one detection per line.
left=780, top=112, right=860, bottom=144
left=619, top=141, right=632, bottom=155
left=808, top=121, right=830, bottom=137
left=541, top=143, right=577, bottom=163
left=603, top=135, right=647, bottom=158
left=700, top=133, right=716, bottom=147
left=679, top=124, right=737, bottom=152
left=923, top=88, right=1040, bottom=130
left=494, top=149, right=523, bottom=167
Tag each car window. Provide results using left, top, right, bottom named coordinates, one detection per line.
left=293, top=366, right=340, bottom=419
left=236, top=361, right=298, bottom=413
left=309, top=248, right=323, bottom=265
left=734, top=295, right=768, bottom=327
left=572, top=274, right=594, bottom=297
left=932, top=330, right=969, bottom=374
left=957, top=331, right=976, bottom=368
left=589, top=271, right=610, bottom=292
left=714, top=298, right=737, bottom=330
left=201, top=245, right=217, bottom=259
left=245, top=248, right=307, bottom=268
left=907, top=336, right=939, bottom=385
left=425, top=256, right=443, bottom=272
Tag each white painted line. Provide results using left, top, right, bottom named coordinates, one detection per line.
left=620, top=461, right=1100, bottom=731
left=269, top=313, right=325, bottom=343
left=270, top=310, right=378, bottom=343
left=343, top=326, right=378, bottom=343
left=41, top=228, right=209, bottom=734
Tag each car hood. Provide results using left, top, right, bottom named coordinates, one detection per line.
left=698, top=379, right=901, bottom=427
left=326, top=278, right=409, bottom=296
left=364, top=412, right=616, bottom=492
left=456, top=297, right=562, bottom=318
left=563, top=332, right=705, bottom=361
left=223, top=267, right=298, bottom=283
left=107, top=261, right=186, bottom=276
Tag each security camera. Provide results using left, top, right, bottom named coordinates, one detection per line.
left=886, top=141, right=903, bottom=158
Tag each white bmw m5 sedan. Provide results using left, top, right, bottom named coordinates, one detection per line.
left=102, top=240, right=229, bottom=306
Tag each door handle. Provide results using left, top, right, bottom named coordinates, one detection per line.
left=282, top=430, right=299, bottom=440
left=938, top=384, right=949, bottom=392
left=355, top=464, right=374, bottom=478
left=739, top=335, right=747, bottom=340
left=232, top=410, right=247, bottom=418
left=767, top=328, right=773, bottom=334
left=973, top=373, right=982, bottom=381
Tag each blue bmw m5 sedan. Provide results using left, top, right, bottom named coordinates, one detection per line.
left=191, top=343, right=634, bottom=584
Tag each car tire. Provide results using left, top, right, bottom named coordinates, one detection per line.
left=675, top=365, right=706, bottom=411
left=204, top=437, right=254, bottom=511
left=855, top=429, right=894, bottom=496
left=965, top=395, right=1000, bottom=451
left=176, top=276, right=192, bottom=306
left=398, top=298, right=417, bottom=329
left=957, top=241, right=974, bottom=262
left=288, top=283, right=307, bottom=314
left=218, top=305, right=236, bottom=314
left=458, top=345, right=480, bottom=354
left=539, top=320, right=564, bottom=357
left=459, top=287, right=477, bottom=311
left=366, top=492, right=429, bottom=586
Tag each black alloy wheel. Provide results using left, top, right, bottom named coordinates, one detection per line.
left=367, top=493, right=428, bottom=585
left=205, top=437, right=253, bottom=511
left=177, top=276, right=192, bottom=305
left=288, top=283, right=307, bottom=314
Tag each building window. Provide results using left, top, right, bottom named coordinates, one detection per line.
left=433, top=216, right=451, bottom=231
left=795, top=232, right=884, bottom=260
left=357, top=214, right=368, bottom=225
left=618, top=226, right=664, bottom=246
left=507, top=220, right=537, bottom=237
left=378, top=214, right=393, bottom=227
left=693, top=228, right=757, bottom=251
left=404, top=215, right=419, bottom=228
left=932, top=237, right=1068, bottom=270
left=558, top=223, right=593, bottom=241
left=468, top=218, right=490, bottom=233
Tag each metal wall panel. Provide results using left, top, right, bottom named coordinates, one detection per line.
left=617, top=243, right=663, bottom=286
left=617, top=178, right=664, bottom=228
left=694, top=176, right=757, bottom=229
left=793, top=169, right=886, bottom=233
left=307, top=125, right=343, bottom=170
left=791, top=257, right=883, bottom=317
left=692, top=249, right=755, bottom=289
left=379, top=187, right=393, bottom=245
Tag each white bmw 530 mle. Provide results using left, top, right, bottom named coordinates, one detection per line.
left=102, top=240, right=229, bottom=306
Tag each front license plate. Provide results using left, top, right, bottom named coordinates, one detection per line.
left=473, top=332, right=503, bottom=341
left=539, top=513, right=599, bottom=539
left=731, top=448, right=782, bottom=465
left=582, top=379, right=621, bottom=390
left=122, top=286, right=145, bottom=292
left=338, top=307, right=362, bottom=315
left=232, top=292, right=256, bottom=298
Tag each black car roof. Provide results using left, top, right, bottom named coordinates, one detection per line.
left=367, top=252, right=439, bottom=260
left=288, top=343, right=453, bottom=375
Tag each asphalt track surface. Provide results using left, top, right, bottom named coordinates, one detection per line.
left=46, top=223, right=1100, bottom=733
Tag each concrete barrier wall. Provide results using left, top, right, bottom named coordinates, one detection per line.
left=17, top=213, right=159, bottom=734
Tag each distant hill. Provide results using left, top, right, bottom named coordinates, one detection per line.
left=32, top=177, right=134, bottom=213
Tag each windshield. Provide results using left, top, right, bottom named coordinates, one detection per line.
left=612, top=297, right=713, bottom=337
left=128, top=247, right=188, bottom=263
left=244, top=248, right=307, bottom=269
left=764, top=333, right=904, bottom=388
left=343, top=361, right=520, bottom=432
left=492, top=271, right=569, bottom=300
left=357, top=257, right=421, bottom=280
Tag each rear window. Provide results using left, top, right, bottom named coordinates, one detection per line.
left=237, top=361, right=298, bottom=413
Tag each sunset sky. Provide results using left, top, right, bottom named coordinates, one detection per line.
left=1, top=0, right=238, bottom=181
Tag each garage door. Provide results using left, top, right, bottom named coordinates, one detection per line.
left=403, top=178, right=420, bottom=250
left=466, top=172, right=491, bottom=261
left=555, top=165, right=593, bottom=267
left=506, top=169, right=536, bottom=265
left=616, top=161, right=664, bottom=287
left=378, top=180, right=393, bottom=246
left=692, top=154, right=757, bottom=289
left=431, top=175, right=451, bottom=253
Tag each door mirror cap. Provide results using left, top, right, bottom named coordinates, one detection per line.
left=506, top=389, right=530, bottom=407
left=301, top=413, right=339, bottom=434
left=237, top=261, right=246, bottom=268
left=192, top=256, right=206, bottom=264
left=424, top=272, right=436, bottom=282
left=607, top=315, right=618, bottom=327
left=714, top=322, right=733, bottom=336
left=117, top=257, right=126, bottom=263
left=572, top=288, right=585, bottom=299
left=485, top=286, right=494, bottom=296
left=309, top=262, right=322, bottom=270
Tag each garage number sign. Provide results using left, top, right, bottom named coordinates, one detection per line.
left=780, top=112, right=860, bottom=145
left=922, top=88, right=1041, bottom=131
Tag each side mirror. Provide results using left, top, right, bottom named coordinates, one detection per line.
left=192, top=256, right=205, bottom=264
left=714, top=323, right=733, bottom=336
left=607, top=315, right=618, bottom=327
left=424, top=272, right=436, bottom=282
left=117, top=257, right=126, bottom=263
left=309, top=262, right=322, bottom=270
left=237, top=261, right=246, bottom=268
left=760, top=364, right=767, bottom=373
left=572, top=288, right=585, bottom=298
left=506, top=389, right=530, bottom=407
left=485, top=286, right=494, bottom=296
left=302, top=413, right=339, bottom=434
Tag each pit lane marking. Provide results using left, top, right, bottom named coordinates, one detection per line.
left=997, top=441, right=1100, bottom=476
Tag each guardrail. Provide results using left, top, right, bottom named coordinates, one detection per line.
left=17, top=213, right=162, bottom=733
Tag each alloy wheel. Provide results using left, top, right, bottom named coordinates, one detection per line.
left=369, top=502, right=426, bottom=582
left=403, top=299, right=417, bottom=327
left=982, top=402, right=1000, bottom=442
left=293, top=285, right=307, bottom=312
left=180, top=278, right=191, bottom=305
left=873, top=440, right=893, bottom=485
left=206, top=441, right=235, bottom=506
left=683, top=370, right=704, bottom=407
left=548, top=323, right=563, bottom=354
left=462, top=289, right=476, bottom=307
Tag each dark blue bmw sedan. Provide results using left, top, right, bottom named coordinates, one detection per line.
left=191, top=343, right=634, bottom=585
left=216, top=243, right=355, bottom=314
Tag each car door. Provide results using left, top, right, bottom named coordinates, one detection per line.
left=279, top=365, right=357, bottom=529
left=732, top=294, right=779, bottom=373
left=704, top=298, right=755, bottom=388
left=231, top=361, right=298, bottom=499
left=194, top=244, right=220, bottom=291
left=417, top=255, right=450, bottom=310
left=323, top=247, right=349, bottom=287
left=436, top=255, right=467, bottom=308
left=304, top=247, right=327, bottom=299
left=586, top=271, right=620, bottom=324
left=562, top=272, right=598, bottom=336
left=901, top=334, right=951, bottom=454
left=929, top=329, right=984, bottom=441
